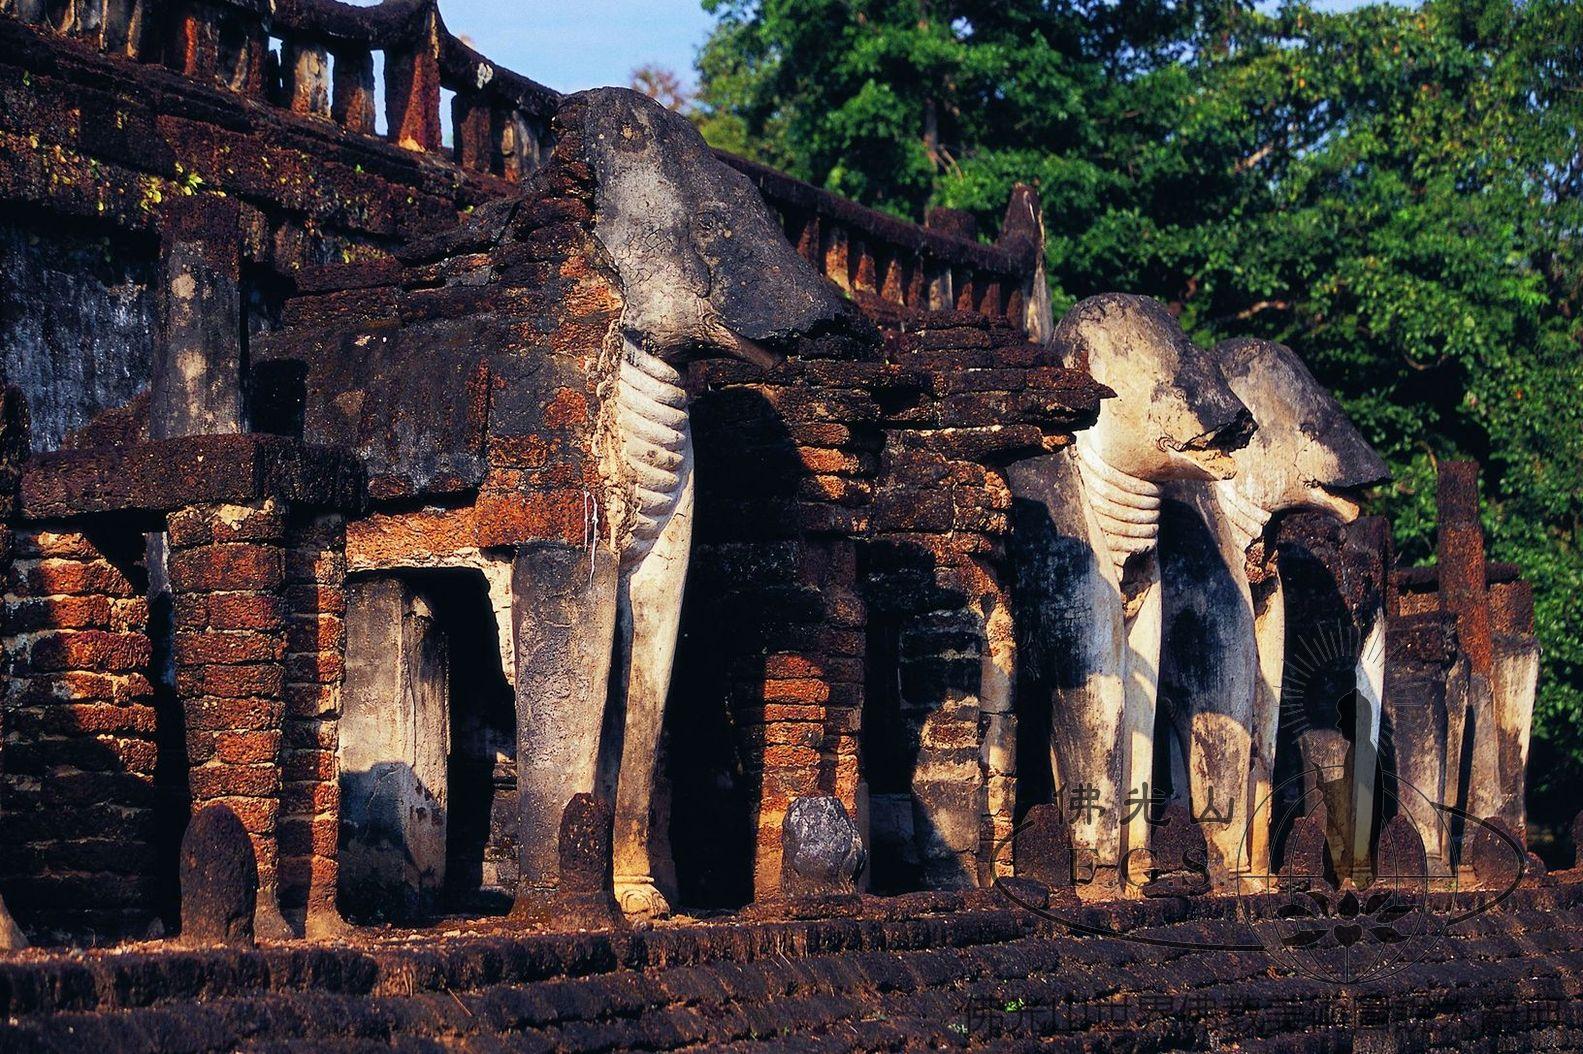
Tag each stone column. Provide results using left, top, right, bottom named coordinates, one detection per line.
left=1487, top=577, right=1538, bottom=836
left=1435, top=463, right=1501, bottom=831
left=167, top=499, right=291, bottom=938
left=152, top=196, right=242, bottom=440
left=279, top=514, right=348, bottom=936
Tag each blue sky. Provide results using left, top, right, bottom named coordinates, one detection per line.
left=429, top=0, right=1391, bottom=96
left=436, top=0, right=717, bottom=94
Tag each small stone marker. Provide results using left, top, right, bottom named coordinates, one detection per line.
left=1141, top=804, right=1210, bottom=898
left=179, top=803, right=257, bottom=948
left=1372, top=816, right=1428, bottom=893
left=0, top=893, right=25, bottom=951
left=780, top=796, right=866, bottom=897
left=1468, top=816, right=1526, bottom=891
left=552, top=793, right=622, bottom=929
left=1013, top=804, right=1075, bottom=891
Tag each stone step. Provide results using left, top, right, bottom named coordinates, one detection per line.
left=6, top=887, right=1583, bottom=1050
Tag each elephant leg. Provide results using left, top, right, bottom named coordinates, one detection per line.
left=1121, top=569, right=1164, bottom=882
left=611, top=470, right=694, bottom=920
left=1247, top=577, right=1285, bottom=883
left=510, top=540, right=619, bottom=918
left=1189, top=703, right=1254, bottom=888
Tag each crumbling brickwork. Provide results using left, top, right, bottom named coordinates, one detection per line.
left=1, top=526, right=157, bottom=939
left=279, top=512, right=346, bottom=931
left=167, top=500, right=290, bottom=930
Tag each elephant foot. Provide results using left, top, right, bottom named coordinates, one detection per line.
left=615, top=875, right=671, bottom=921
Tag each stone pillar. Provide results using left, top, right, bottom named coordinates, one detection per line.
left=1435, top=463, right=1501, bottom=830
left=279, top=514, right=347, bottom=935
left=1383, top=613, right=1462, bottom=880
left=896, top=605, right=987, bottom=890
left=338, top=576, right=449, bottom=922
left=152, top=197, right=242, bottom=440
left=1487, top=578, right=1538, bottom=836
left=167, top=499, right=290, bottom=938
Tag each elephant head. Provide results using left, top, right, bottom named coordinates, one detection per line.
left=1214, top=337, right=1388, bottom=523
left=573, top=87, right=869, bottom=369
left=1056, top=294, right=1253, bottom=482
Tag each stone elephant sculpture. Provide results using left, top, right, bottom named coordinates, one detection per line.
left=1009, top=294, right=1252, bottom=894
left=510, top=89, right=867, bottom=921
left=1158, top=336, right=1387, bottom=888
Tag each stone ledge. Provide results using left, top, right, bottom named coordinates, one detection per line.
left=19, top=435, right=367, bottom=522
left=1, top=882, right=1580, bottom=1020
left=3, top=884, right=1583, bottom=1050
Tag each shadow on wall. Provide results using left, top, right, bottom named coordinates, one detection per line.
left=337, top=568, right=515, bottom=925
left=1, top=524, right=170, bottom=945
left=668, top=385, right=811, bottom=910
left=1008, top=491, right=1124, bottom=829
left=860, top=539, right=989, bottom=894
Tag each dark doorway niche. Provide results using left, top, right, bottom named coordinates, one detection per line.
left=337, top=566, right=515, bottom=924
left=421, top=569, right=516, bottom=916
left=860, top=611, right=922, bottom=894
left=667, top=568, right=757, bottom=912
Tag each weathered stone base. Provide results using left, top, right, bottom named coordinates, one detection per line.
left=3, top=884, right=1583, bottom=1050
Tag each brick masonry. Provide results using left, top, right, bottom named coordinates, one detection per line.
left=279, top=513, right=347, bottom=932
left=0, top=525, right=159, bottom=940
left=167, top=500, right=290, bottom=930
left=675, top=305, right=1102, bottom=903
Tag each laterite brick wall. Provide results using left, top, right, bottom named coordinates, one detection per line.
left=1, top=526, right=158, bottom=939
left=674, top=305, right=1100, bottom=905
left=279, top=513, right=347, bottom=930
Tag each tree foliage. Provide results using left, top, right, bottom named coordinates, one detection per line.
left=630, top=64, right=694, bottom=112
left=695, top=0, right=1583, bottom=822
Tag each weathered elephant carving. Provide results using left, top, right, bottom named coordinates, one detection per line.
left=511, top=89, right=864, bottom=921
left=1009, top=294, right=1252, bottom=893
left=1158, top=336, right=1386, bottom=888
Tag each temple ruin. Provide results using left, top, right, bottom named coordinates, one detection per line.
left=0, top=0, right=1570, bottom=1048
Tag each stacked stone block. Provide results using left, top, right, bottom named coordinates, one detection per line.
left=1, top=526, right=157, bottom=938
left=862, top=310, right=1079, bottom=891
left=279, top=513, right=347, bottom=933
left=166, top=500, right=289, bottom=933
left=684, top=306, right=1099, bottom=899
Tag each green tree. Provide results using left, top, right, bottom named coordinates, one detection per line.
left=696, top=0, right=1583, bottom=827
